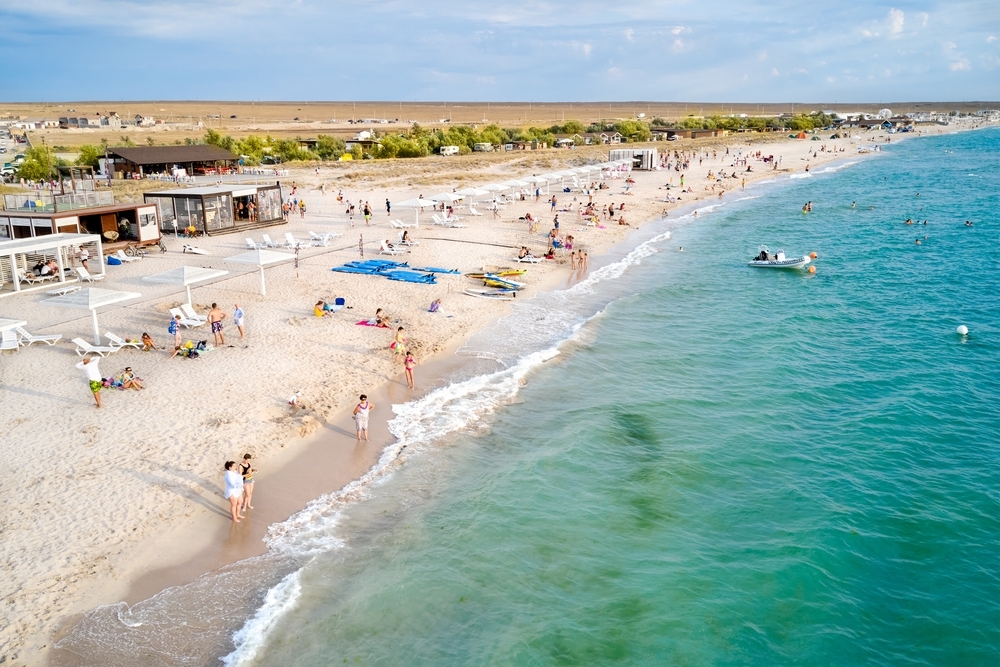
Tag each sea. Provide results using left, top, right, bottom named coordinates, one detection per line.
left=56, top=128, right=999, bottom=666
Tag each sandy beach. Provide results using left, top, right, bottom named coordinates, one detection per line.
left=0, top=123, right=985, bottom=665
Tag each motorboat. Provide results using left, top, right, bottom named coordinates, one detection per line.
left=748, top=246, right=811, bottom=269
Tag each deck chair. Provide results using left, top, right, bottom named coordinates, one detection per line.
left=1, top=330, right=21, bottom=353
left=180, top=304, right=208, bottom=323
left=17, top=270, right=52, bottom=285
left=380, top=240, right=405, bottom=256
left=75, top=266, right=104, bottom=282
left=246, top=237, right=262, bottom=250
left=431, top=214, right=446, bottom=226
left=15, top=326, right=62, bottom=346
left=261, top=234, right=281, bottom=248
left=116, top=250, right=140, bottom=263
left=72, top=337, right=117, bottom=357
left=390, top=219, right=415, bottom=229
left=468, top=206, right=484, bottom=216
left=513, top=255, right=543, bottom=263
left=169, top=308, right=204, bottom=328
left=105, top=332, right=142, bottom=350
left=398, top=232, right=419, bottom=246
left=284, top=232, right=306, bottom=248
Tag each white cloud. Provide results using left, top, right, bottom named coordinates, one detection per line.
left=607, top=66, right=622, bottom=77
left=980, top=53, right=1000, bottom=69
left=794, top=68, right=808, bottom=74
left=771, top=67, right=779, bottom=76
left=949, top=59, right=971, bottom=71
left=671, top=39, right=685, bottom=52
left=826, top=76, right=835, bottom=83
left=757, top=49, right=768, bottom=61
left=888, top=9, right=904, bottom=38
left=572, top=41, right=592, bottom=57
left=861, top=29, right=878, bottom=39
left=988, top=36, right=997, bottom=43
left=919, top=13, right=928, bottom=28
left=670, top=26, right=690, bottom=35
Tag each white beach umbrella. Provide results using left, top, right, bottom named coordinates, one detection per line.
left=455, top=187, right=489, bottom=197
left=394, top=197, right=436, bottom=226
left=0, top=318, right=28, bottom=333
left=479, top=183, right=507, bottom=192
left=500, top=179, right=530, bottom=188
left=41, top=287, right=141, bottom=345
left=142, top=266, right=229, bottom=306
left=224, top=249, right=295, bottom=296
left=523, top=176, right=549, bottom=184
left=429, top=192, right=464, bottom=203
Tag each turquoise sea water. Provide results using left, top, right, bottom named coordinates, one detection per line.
left=57, top=129, right=1000, bottom=666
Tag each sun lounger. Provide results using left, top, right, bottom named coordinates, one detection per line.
left=15, top=326, right=62, bottom=346
left=468, top=207, right=484, bottom=216
left=308, top=231, right=341, bottom=246
left=72, top=337, right=117, bottom=357
left=261, top=234, right=281, bottom=248
left=513, top=255, right=543, bottom=263
left=390, top=219, right=416, bottom=229
left=284, top=232, right=307, bottom=248
left=74, top=267, right=104, bottom=282
left=169, top=307, right=205, bottom=328
left=115, top=250, right=140, bottom=263
left=105, top=332, right=142, bottom=350
left=397, top=232, right=419, bottom=246
left=17, top=270, right=53, bottom=285
left=380, top=240, right=405, bottom=256
left=246, top=237, right=262, bottom=250
left=47, top=284, right=81, bottom=296
left=181, top=245, right=209, bottom=255
left=1, top=330, right=21, bottom=353
left=180, top=304, right=208, bottom=323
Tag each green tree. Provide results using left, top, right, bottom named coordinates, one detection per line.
left=117, top=135, right=136, bottom=147
left=315, top=135, right=346, bottom=160
left=16, top=146, right=57, bottom=181
left=75, top=144, right=102, bottom=169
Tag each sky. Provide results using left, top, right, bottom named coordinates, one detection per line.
left=0, top=0, right=997, bottom=102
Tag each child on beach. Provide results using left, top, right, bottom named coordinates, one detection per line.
left=168, top=315, right=181, bottom=348
left=392, top=327, right=407, bottom=362
left=404, top=353, right=416, bottom=389
left=240, top=454, right=256, bottom=513
left=141, top=332, right=158, bottom=351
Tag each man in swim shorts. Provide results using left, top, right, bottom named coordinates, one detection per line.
left=76, top=356, right=103, bottom=408
left=208, top=302, right=226, bottom=347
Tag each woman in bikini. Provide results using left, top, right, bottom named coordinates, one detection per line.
left=240, top=453, right=256, bottom=513
left=404, top=353, right=416, bottom=389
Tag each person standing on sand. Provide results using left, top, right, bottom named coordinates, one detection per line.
left=386, top=199, right=391, bottom=217
left=353, top=394, right=373, bottom=441
left=404, top=352, right=416, bottom=389
left=76, top=356, right=103, bottom=408
left=392, top=326, right=407, bottom=363
left=79, top=246, right=90, bottom=271
left=208, top=303, right=226, bottom=347
left=233, top=303, right=245, bottom=339
left=240, top=453, right=256, bottom=513
left=223, top=461, right=244, bottom=523
left=169, top=314, right=182, bottom=349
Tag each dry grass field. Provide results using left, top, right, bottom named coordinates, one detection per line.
left=2, top=100, right=991, bottom=149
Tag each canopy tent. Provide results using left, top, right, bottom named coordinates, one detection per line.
left=224, top=249, right=295, bottom=296
left=40, top=287, right=141, bottom=345
left=0, top=318, right=27, bottom=332
left=142, top=266, right=229, bottom=305
left=0, top=232, right=104, bottom=293
left=455, top=187, right=489, bottom=197
left=500, top=179, right=529, bottom=188
left=479, top=183, right=507, bottom=192
left=394, top=198, right=436, bottom=227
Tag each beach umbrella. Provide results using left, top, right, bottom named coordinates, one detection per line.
left=479, top=183, right=507, bottom=192
left=500, top=179, right=529, bottom=188
left=142, top=266, right=229, bottom=306
left=394, top=197, right=436, bottom=227
left=523, top=176, right=548, bottom=184
left=0, top=318, right=28, bottom=333
left=224, top=249, right=295, bottom=296
left=429, top=192, right=464, bottom=203
left=40, top=287, right=141, bottom=345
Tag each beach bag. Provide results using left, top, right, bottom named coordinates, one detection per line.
left=188, top=350, right=199, bottom=359
left=107, top=256, right=122, bottom=266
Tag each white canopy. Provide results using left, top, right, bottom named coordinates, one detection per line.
left=522, top=176, right=548, bottom=184
left=429, top=192, right=464, bottom=203
left=0, top=318, right=27, bottom=332
left=142, top=266, right=229, bottom=305
left=393, top=198, right=435, bottom=227
left=224, top=249, right=295, bottom=296
left=479, top=183, right=507, bottom=192
left=41, top=287, right=141, bottom=345
left=455, top=187, right=490, bottom=198
left=500, top=179, right=529, bottom=188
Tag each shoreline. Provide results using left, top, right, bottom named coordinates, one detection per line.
left=2, top=123, right=987, bottom=666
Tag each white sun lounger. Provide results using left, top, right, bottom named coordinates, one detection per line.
left=284, top=232, right=308, bottom=248
left=513, top=255, right=543, bottom=263
left=15, top=326, right=62, bottom=346
left=17, top=270, right=53, bottom=285
left=308, top=231, right=341, bottom=246
left=180, top=304, right=208, bottom=323
left=72, top=337, right=118, bottom=357
left=1, top=331, right=20, bottom=354
left=74, top=267, right=104, bottom=282
left=397, top=232, right=419, bottom=246
left=390, top=219, right=416, bottom=229
left=169, top=308, right=205, bottom=328
left=47, top=284, right=81, bottom=296
left=261, top=234, right=281, bottom=248
left=105, top=332, right=142, bottom=350
left=246, top=237, right=262, bottom=250
left=115, top=250, right=140, bottom=263
left=468, top=207, right=484, bottom=216
left=380, top=240, right=405, bottom=255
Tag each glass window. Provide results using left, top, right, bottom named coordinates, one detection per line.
left=257, top=187, right=282, bottom=222
left=203, top=194, right=234, bottom=231
left=0, top=217, right=9, bottom=240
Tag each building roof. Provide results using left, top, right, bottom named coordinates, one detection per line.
left=109, top=145, right=239, bottom=165
left=144, top=184, right=276, bottom=198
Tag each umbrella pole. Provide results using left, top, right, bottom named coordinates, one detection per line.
left=259, top=266, right=266, bottom=296
left=186, top=285, right=193, bottom=305
left=91, top=309, right=101, bottom=346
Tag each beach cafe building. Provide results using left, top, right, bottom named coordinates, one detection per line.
left=107, top=145, right=241, bottom=178
left=2, top=191, right=161, bottom=246
left=143, top=184, right=284, bottom=236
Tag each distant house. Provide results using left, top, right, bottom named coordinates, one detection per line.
left=134, top=115, right=155, bottom=127
left=439, top=145, right=459, bottom=156
left=344, top=138, right=380, bottom=153
left=297, top=138, right=319, bottom=150
left=472, top=142, right=494, bottom=152
left=600, top=132, right=623, bottom=144
left=354, top=130, right=373, bottom=141
left=100, top=114, right=122, bottom=129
